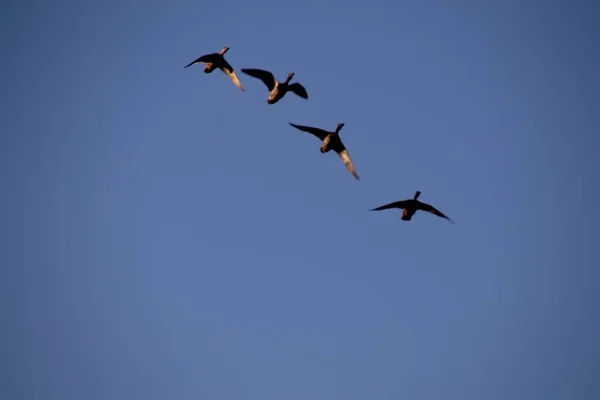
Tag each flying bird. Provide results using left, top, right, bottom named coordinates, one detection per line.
left=370, top=191, right=453, bottom=223
left=241, top=68, right=308, bottom=104
left=184, top=47, right=246, bottom=91
left=288, top=122, right=359, bottom=180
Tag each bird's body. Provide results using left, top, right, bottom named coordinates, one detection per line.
left=288, top=122, right=359, bottom=180
left=184, top=47, right=246, bottom=91
left=370, top=191, right=453, bottom=223
left=241, top=69, right=308, bottom=104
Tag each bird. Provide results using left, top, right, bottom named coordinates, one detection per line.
left=241, top=68, right=308, bottom=104
left=370, top=191, right=454, bottom=223
left=184, top=47, right=246, bottom=91
left=288, top=122, right=359, bottom=180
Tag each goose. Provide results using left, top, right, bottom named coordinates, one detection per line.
left=370, top=191, right=453, bottom=223
left=241, top=68, right=308, bottom=104
left=184, top=47, right=246, bottom=91
left=288, top=122, right=359, bottom=180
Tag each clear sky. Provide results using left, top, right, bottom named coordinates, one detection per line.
left=1, top=0, right=599, bottom=399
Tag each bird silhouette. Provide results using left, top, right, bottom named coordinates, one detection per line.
left=370, top=191, right=453, bottom=223
left=289, top=122, right=359, bottom=180
left=184, top=47, right=246, bottom=91
left=241, top=69, right=308, bottom=104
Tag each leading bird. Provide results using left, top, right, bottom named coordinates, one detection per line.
left=370, top=191, right=453, bottom=223
left=184, top=47, right=246, bottom=91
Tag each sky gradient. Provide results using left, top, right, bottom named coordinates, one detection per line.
left=1, top=0, right=599, bottom=399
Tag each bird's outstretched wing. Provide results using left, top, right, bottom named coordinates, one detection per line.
left=184, top=53, right=217, bottom=68
left=370, top=200, right=410, bottom=211
left=288, top=123, right=330, bottom=141
left=241, top=68, right=276, bottom=91
left=288, top=83, right=308, bottom=99
left=220, top=61, right=246, bottom=91
left=417, top=202, right=454, bottom=223
left=337, top=149, right=359, bottom=180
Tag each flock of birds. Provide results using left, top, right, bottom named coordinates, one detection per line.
left=185, top=46, right=454, bottom=224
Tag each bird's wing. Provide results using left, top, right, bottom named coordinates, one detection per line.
left=288, top=82, right=308, bottom=99
left=370, top=200, right=410, bottom=211
left=220, top=60, right=246, bottom=91
left=288, top=123, right=329, bottom=141
left=337, top=149, right=359, bottom=180
left=184, top=53, right=217, bottom=68
left=417, top=202, right=454, bottom=223
left=241, top=68, right=276, bottom=91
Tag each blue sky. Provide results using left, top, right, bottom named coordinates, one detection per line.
left=1, top=0, right=599, bottom=399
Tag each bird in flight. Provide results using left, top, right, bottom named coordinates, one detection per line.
left=370, top=191, right=453, bottom=223
left=288, top=122, right=359, bottom=180
left=184, top=46, right=246, bottom=91
left=241, top=68, right=308, bottom=104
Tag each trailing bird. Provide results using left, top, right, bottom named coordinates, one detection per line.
left=184, top=47, right=246, bottom=91
left=241, top=68, right=308, bottom=104
left=370, top=191, right=453, bottom=223
left=288, top=122, right=359, bottom=180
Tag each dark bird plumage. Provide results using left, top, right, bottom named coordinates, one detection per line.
left=241, top=69, right=308, bottom=104
left=370, top=191, right=453, bottom=223
left=288, top=122, right=359, bottom=180
left=184, top=47, right=246, bottom=91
